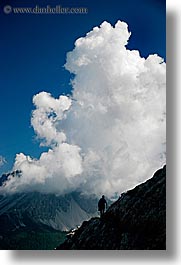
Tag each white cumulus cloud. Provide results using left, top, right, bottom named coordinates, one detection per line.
left=1, top=21, right=166, bottom=196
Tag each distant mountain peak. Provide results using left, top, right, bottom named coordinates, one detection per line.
left=0, top=170, right=22, bottom=187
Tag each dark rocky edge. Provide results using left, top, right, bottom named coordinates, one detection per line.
left=57, top=165, right=166, bottom=250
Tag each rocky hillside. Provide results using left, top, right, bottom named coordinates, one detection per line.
left=57, top=165, right=166, bottom=250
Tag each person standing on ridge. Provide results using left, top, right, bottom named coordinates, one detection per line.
left=98, top=195, right=107, bottom=218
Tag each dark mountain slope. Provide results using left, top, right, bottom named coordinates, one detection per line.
left=57, top=165, right=166, bottom=250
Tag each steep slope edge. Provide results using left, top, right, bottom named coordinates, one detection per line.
left=57, top=165, right=166, bottom=250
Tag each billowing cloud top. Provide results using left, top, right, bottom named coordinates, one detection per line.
left=1, top=21, right=166, bottom=196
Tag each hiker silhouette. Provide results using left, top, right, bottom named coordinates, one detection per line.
left=98, top=195, right=107, bottom=218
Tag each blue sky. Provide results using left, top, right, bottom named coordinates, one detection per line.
left=0, top=0, right=165, bottom=174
